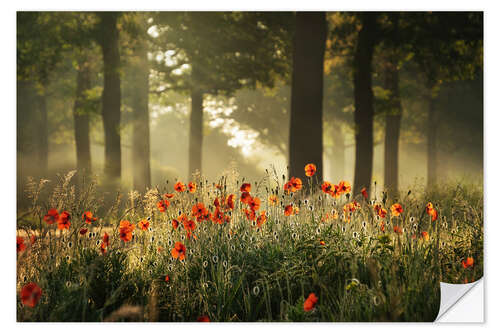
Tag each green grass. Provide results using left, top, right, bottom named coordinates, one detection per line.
left=16, top=171, right=483, bottom=322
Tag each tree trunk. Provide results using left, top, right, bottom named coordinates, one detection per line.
left=188, top=87, right=204, bottom=179
left=289, top=12, right=326, bottom=183
left=131, top=41, right=151, bottom=191
left=98, top=13, right=122, bottom=183
left=73, top=57, right=92, bottom=176
left=383, top=59, right=402, bottom=197
left=36, top=85, right=48, bottom=178
left=427, top=95, right=438, bottom=187
left=353, top=13, right=378, bottom=195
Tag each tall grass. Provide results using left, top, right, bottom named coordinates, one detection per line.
left=16, top=170, right=483, bottom=322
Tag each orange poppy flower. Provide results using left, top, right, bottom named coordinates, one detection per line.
left=268, top=195, right=278, bottom=206
left=17, top=236, right=26, bottom=253
left=303, top=293, right=318, bottom=312
left=197, top=315, right=210, bottom=322
left=390, top=203, right=403, bottom=217
left=380, top=221, right=385, bottom=232
left=171, top=241, right=186, bottom=261
left=57, top=211, right=71, bottom=230
left=329, top=184, right=341, bottom=198
left=290, top=177, right=303, bottom=192
left=319, top=240, right=326, bottom=246
left=79, top=228, right=88, bottom=235
left=164, top=193, right=175, bottom=199
left=184, top=219, right=196, bottom=231
left=321, top=181, right=333, bottom=194
left=138, top=220, right=150, bottom=231
left=30, top=234, right=36, bottom=245
left=361, top=187, right=368, bottom=199
left=249, top=197, right=261, bottom=211
left=240, top=191, right=252, bottom=204
left=188, top=182, right=196, bottom=193
left=43, top=208, right=59, bottom=225
left=256, top=211, right=267, bottom=228
left=212, top=208, right=229, bottom=224
left=240, top=183, right=251, bottom=193
left=374, top=204, right=387, bottom=218
left=420, top=231, right=429, bottom=241
left=157, top=199, right=170, bottom=212
left=82, top=211, right=97, bottom=224
left=102, top=232, right=110, bottom=247
left=284, top=204, right=294, bottom=217
left=20, top=282, right=42, bottom=308
left=174, top=181, right=186, bottom=192
left=462, top=257, right=474, bottom=269
left=338, top=181, right=351, bottom=194
left=426, top=202, right=438, bottom=221
left=393, top=225, right=403, bottom=234
left=304, top=163, right=317, bottom=177
left=119, top=220, right=135, bottom=242
left=165, top=275, right=170, bottom=283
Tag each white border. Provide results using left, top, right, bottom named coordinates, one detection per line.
left=3, top=1, right=499, bottom=332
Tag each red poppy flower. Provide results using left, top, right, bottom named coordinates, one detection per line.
left=380, top=221, right=385, bottom=232
left=393, top=225, right=403, bottom=234
left=102, top=232, right=110, bottom=247
left=426, top=202, right=438, bottom=221
left=214, top=197, right=221, bottom=208
left=197, top=315, right=210, bottom=322
left=188, top=182, right=196, bottom=193
left=462, top=257, right=474, bottom=269
left=82, top=211, right=97, bottom=224
left=212, top=208, right=227, bottom=224
left=165, top=275, right=170, bottom=283
left=227, top=194, right=235, bottom=210
left=249, top=197, right=261, bottom=211
left=290, top=177, right=302, bottom=192
left=374, top=204, right=387, bottom=218
left=20, top=282, right=42, bottom=308
left=338, top=181, right=351, bottom=194
left=240, top=192, right=252, bottom=204
left=30, top=234, right=36, bottom=245
left=157, top=200, right=170, bottom=212
left=361, top=187, right=368, bottom=199
left=303, top=293, right=318, bottom=312
left=171, top=241, right=186, bottom=260
left=57, top=211, right=71, bottom=230
left=184, top=219, right=196, bottom=232
left=174, top=182, right=186, bottom=192
left=240, top=183, right=251, bottom=193
left=138, top=220, right=150, bottom=231
left=284, top=204, right=294, bottom=217
left=43, top=208, right=59, bottom=225
left=321, top=181, right=333, bottom=194
left=79, top=228, right=88, bottom=235
left=119, top=220, right=135, bottom=242
left=421, top=231, right=429, bottom=241
left=172, top=219, right=179, bottom=230
left=17, top=236, right=26, bottom=253
left=192, top=202, right=207, bottom=218
left=164, top=193, right=175, bottom=199
left=390, top=203, right=403, bottom=217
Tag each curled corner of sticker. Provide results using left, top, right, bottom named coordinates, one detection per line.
left=435, top=277, right=484, bottom=322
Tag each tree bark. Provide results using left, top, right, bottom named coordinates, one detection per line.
left=188, top=87, right=204, bottom=179
left=353, top=13, right=378, bottom=195
left=383, top=59, right=402, bottom=197
left=427, top=95, right=438, bottom=187
left=131, top=41, right=151, bottom=191
left=73, top=57, right=92, bottom=176
left=98, top=13, right=122, bottom=183
left=36, top=87, right=49, bottom=178
left=289, top=12, right=326, bottom=183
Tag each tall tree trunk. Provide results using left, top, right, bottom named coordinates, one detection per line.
left=131, top=41, right=151, bottom=191
left=73, top=57, right=92, bottom=176
left=98, top=13, right=122, bottom=183
left=353, top=13, right=378, bottom=195
left=427, top=95, right=438, bottom=187
left=36, top=85, right=48, bottom=178
left=188, top=87, right=203, bottom=179
left=383, top=59, right=402, bottom=197
left=289, top=12, right=326, bottom=183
